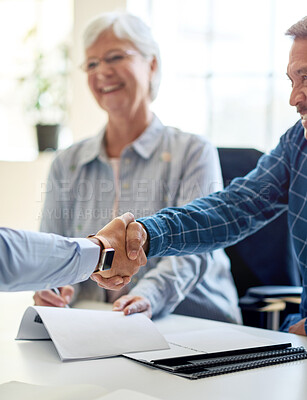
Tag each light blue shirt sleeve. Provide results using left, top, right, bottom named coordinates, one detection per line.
left=0, top=228, right=100, bottom=292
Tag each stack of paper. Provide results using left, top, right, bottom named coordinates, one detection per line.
left=16, top=306, right=169, bottom=361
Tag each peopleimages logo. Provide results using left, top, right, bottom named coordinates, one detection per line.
left=37, top=178, right=223, bottom=203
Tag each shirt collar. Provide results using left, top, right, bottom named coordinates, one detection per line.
left=76, top=114, right=165, bottom=167
left=130, top=114, right=164, bottom=159
left=73, top=128, right=105, bottom=168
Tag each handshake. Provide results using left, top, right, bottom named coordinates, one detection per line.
left=33, top=212, right=152, bottom=317
left=33, top=213, right=152, bottom=318
left=88, top=212, right=149, bottom=290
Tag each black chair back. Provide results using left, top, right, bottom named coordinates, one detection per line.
left=217, top=148, right=301, bottom=299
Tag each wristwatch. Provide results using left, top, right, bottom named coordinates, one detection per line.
left=87, top=234, right=115, bottom=272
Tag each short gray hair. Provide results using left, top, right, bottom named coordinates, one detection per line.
left=285, top=16, right=307, bottom=39
left=83, top=12, right=161, bottom=101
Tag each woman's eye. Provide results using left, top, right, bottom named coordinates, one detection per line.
left=105, top=54, right=125, bottom=64
left=87, top=61, right=99, bottom=70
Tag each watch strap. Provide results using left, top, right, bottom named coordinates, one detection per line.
left=87, top=234, right=112, bottom=272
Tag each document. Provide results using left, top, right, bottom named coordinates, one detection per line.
left=0, top=381, right=162, bottom=400
left=16, top=306, right=169, bottom=361
left=124, top=327, right=278, bottom=362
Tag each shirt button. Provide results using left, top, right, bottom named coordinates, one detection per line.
left=81, top=273, right=87, bottom=280
left=46, top=283, right=51, bottom=289
left=122, top=182, right=130, bottom=189
left=124, top=158, right=131, bottom=165
left=161, top=152, right=172, bottom=162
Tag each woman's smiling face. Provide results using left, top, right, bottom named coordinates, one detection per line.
left=85, top=29, right=155, bottom=118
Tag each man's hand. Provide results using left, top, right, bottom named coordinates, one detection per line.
left=89, top=275, right=131, bottom=290
left=33, top=285, right=74, bottom=307
left=113, top=294, right=152, bottom=318
left=288, top=317, right=307, bottom=336
left=90, top=213, right=147, bottom=288
left=125, top=220, right=148, bottom=260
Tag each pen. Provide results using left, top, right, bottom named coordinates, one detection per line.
left=52, top=287, right=70, bottom=308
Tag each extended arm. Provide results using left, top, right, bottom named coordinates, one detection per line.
left=0, top=228, right=99, bottom=291
left=138, top=135, right=290, bottom=259
left=1, top=214, right=146, bottom=292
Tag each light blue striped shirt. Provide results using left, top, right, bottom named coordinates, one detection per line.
left=0, top=228, right=99, bottom=291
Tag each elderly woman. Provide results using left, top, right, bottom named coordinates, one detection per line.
left=34, top=12, right=241, bottom=323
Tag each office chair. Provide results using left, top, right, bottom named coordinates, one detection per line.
left=217, top=148, right=302, bottom=330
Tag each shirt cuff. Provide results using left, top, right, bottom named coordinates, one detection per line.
left=72, top=238, right=100, bottom=281
left=138, top=216, right=169, bottom=258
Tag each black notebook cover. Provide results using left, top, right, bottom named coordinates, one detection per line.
left=124, top=343, right=307, bottom=379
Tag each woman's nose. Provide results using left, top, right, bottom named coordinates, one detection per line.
left=95, top=60, right=114, bottom=76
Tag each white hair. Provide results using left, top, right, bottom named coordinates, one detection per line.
left=286, top=16, right=307, bottom=39
left=83, top=12, right=161, bottom=101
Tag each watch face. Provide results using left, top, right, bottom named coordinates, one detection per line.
left=100, top=248, right=115, bottom=271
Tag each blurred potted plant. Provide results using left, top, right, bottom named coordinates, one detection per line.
left=19, top=28, right=70, bottom=151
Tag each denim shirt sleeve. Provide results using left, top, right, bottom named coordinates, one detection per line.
left=140, top=130, right=290, bottom=258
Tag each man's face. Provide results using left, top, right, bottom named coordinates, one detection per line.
left=287, top=38, right=307, bottom=139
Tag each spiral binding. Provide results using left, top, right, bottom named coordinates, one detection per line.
left=150, top=345, right=307, bottom=379
left=191, top=351, right=307, bottom=379
left=173, top=346, right=307, bottom=372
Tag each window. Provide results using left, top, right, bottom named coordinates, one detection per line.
left=128, top=0, right=305, bottom=151
left=0, top=0, right=72, bottom=160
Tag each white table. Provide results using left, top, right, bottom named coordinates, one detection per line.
left=1, top=292, right=307, bottom=400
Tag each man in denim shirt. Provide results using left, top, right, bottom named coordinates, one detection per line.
left=122, top=16, right=307, bottom=335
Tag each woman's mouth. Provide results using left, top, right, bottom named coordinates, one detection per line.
left=100, top=83, right=124, bottom=94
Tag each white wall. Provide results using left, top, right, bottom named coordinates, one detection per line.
left=0, top=0, right=128, bottom=232
left=0, top=154, right=53, bottom=230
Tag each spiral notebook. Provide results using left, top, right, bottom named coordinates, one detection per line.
left=124, top=326, right=307, bottom=381
left=125, top=342, right=307, bottom=379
